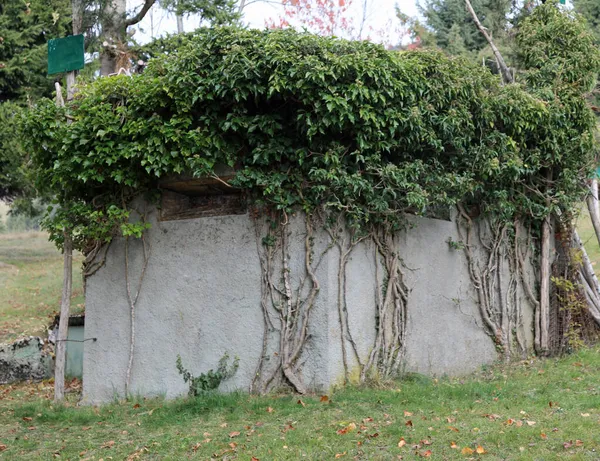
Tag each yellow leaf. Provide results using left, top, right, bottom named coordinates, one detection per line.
left=450, top=441, right=459, bottom=449
left=476, top=445, right=487, bottom=454
left=398, top=438, right=406, bottom=448
left=461, top=447, right=474, bottom=455
left=335, top=453, right=346, bottom=458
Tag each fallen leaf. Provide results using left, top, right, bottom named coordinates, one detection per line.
left=335, top=453, right=346, bottom=458
left=405, top=420, right=413, bottom=427
left=320, top=395, right=329, bottom=403
left=297, top=399, right=306, bottom=407
left=541, top=433, right=547, bottom=440
left=421, top=439, right=432, bottom=446
left=515, top=421, right=523, bottom=427
left=575, top=440, right=584, bottom=447
left=448, top=426, right=459, bottom=432
left=398, top=438, right=406, bottom=448
left=447, top=417, right=456, bottom=423
left=101, top=440, right=115, bottom=449
left=22, top=417, right=32, bottom=422
left=266, top=407, right=274, bottom=413
left=0, top=444, right=6, bottom=452
left=133, top=403, right=141, bottom=409
left=251, top=458, right=259, bottom=461
left=476, top=445, right=487, bottom=454
left=220, top=423, right=228, bottom=427
left=450, top=441, right=459, bottom=449
left=229, top=442, right=237, bottom=449
left=505, top=419, right=514, bottom=426
left=422, top=450, right=432, bottom=457
left=563, top=441, right=573, bottom=449
left=461, top=447, right=474, bottom=455
left=404, top=410, right=413, bottom=417
left=581, top=413, right=590, bottom=417
left=229, top=432, right=240, bottom=438
left=362, top=417, right=373, bottom=423
left=526, top=420, right=536, bottom=426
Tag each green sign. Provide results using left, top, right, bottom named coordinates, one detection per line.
left=48, top=34, right=84, bottom=75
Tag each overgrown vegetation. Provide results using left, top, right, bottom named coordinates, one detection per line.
left=1, top=348, right=600, bottom=459
left=176, top=353, right=239, bottom=396
left=22, top=6, right=599, bottom=247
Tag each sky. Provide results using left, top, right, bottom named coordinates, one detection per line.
left=133, top=0, right=421, bottom=44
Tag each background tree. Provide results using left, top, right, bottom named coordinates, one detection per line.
left=573, top=0, right=600, bottom=43
left=0, top=0, right=72, bottom=102
left=267, top=0, right=406, bottom=45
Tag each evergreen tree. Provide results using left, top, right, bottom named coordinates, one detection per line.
left=0, top=0, right=72, bottom=103
left=445, top=22, right=469, bottom=56
left=573, top=0, right=600, bottom=43
left=418, top=0, right=511, bottom=55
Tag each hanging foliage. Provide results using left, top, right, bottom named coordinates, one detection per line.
left=20, top=7, right=600, bottom=251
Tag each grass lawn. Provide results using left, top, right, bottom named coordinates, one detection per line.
left=1, top=348, right=599, bottom=459
left=0, top=232, right=84, bottom=344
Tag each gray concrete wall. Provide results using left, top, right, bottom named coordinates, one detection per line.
left=82, top=209, right=536, bottom=404
left=0, top=337, right=53, bottom=384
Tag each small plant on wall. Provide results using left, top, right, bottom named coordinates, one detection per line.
left=176, top=353, right=239, bottom=396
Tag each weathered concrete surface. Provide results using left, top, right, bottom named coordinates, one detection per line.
left=0, top=337, right=53, bottom=384
left=82, top=209, right=536, bottom=404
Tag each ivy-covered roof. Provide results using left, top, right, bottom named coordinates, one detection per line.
left=21, top=5, right=600, bottom=249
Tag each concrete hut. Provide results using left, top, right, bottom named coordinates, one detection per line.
left=81, top=174, right=538, bottom=404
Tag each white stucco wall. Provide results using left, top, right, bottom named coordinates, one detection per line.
left=82, top=209, right=535, bottom=404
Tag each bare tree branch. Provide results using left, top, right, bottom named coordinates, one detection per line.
left=125, top=0, right=156, bottom=27
left=464, top=0, right=513, bottom=84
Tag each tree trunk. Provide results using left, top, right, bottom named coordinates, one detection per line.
left=586, top=184, right=600, bottom=248
left=464, top=0, right=513, bottom=84
left=54, top=233, right=73, bottom=402
left=538, top=215, right=551, bottom=354
left=100, top=0, right=127, bottom=75
left=71, top=0, right=84, bottom=35
left=592, top=177, right=599, bottom=216
left=176, top=15, right=184, bottom=33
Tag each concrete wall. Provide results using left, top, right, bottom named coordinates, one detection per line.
left=82, top=209, right=536, bottom=404
left=0, top=337, right=53, bottom=384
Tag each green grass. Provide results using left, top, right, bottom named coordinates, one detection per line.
left=1, top=349, right=600, bottom=459
left=0, top=232, right=84, bottom=344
